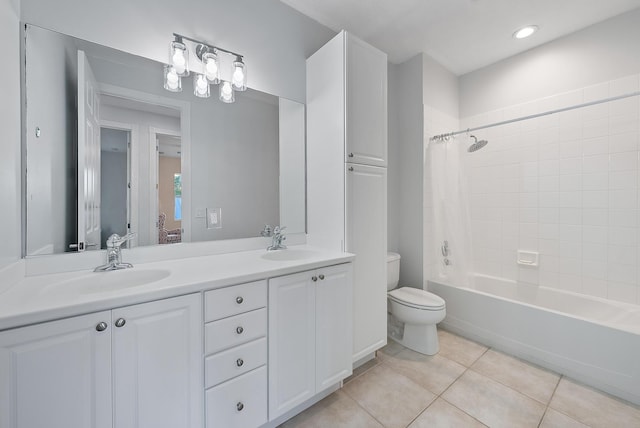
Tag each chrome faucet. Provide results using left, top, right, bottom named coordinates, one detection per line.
left=267, top=226, right=287, bottom=251
left=94, top=233, right=135, bottom=272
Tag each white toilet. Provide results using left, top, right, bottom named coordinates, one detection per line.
left=387, top=252, right=446, bottom=355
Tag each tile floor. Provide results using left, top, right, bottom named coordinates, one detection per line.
left=280, top=329, right=640, bottom=428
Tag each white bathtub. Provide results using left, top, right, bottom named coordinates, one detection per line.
left=429, top=275, right=640, bottom=405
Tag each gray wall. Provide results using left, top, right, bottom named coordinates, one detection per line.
left=24, top=25, right=77, bottom=254
left=388, top=54, right=425, bottom=288
left=423, top=54, right=459, bottom=118
left=459, top=8, right=640, bottom=118
left=100, top=133, right=128, bottom=246
left=0, top=0, right=21, bottom=269
left=20, top=0, right=336, bottom=103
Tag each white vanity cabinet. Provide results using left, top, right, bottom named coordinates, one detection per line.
left=268, top=263, right=353, bottom=420
left=204, top=280, right=268, bottom=428
left=0, top=294, right=202, bottom=428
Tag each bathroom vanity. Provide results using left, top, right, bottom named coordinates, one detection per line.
left=0, top=246, right=354, bottom=428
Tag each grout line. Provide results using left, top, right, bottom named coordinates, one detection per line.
left=537, top=374, right=564, bottom=428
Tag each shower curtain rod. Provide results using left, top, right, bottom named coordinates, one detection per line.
left=429, top=90, right=640, bottom=142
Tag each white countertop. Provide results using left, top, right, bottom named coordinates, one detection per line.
left=0, top=245, right=354, bottom=331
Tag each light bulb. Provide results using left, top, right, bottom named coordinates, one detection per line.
left=169, top=40, right=189, bottom=76
left=193, top=73, right=210, bottom=98
left=164, top=65, right=182, bottom=92
left=513, top=25, right=538, bottom=39
left=219, top=81, right=234, bottom=103
left=233, top=68, right=244, bottom=86
left=206, top=59, right=218, bottom=76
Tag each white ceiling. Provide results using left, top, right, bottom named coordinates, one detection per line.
left=280, top=0, right=640, bottom=75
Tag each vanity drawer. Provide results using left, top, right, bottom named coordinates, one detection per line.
left=205, top=337, right=267, bottom=388
left=204, top=280, right=267, bottom=322
left=205, top=308, right=267, bottom=355
left=206, top=366, right=267, bottom=428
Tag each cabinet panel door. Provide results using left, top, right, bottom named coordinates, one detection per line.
left=0, top=311, right=112, bottom=428
left=113, top=294, right=202, bottom=428
left=346, top=164, right=388, bottom=361
left=315, top=263, right=353, bottom=391
left=268, top=271, right=315, bottom=419
left=345, top=33, right=388, bottom=167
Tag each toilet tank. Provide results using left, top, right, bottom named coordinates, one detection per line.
left=387, top=252, right=401, bottom=291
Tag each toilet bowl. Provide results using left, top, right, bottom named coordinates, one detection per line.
left=386, top=252, right=446, bottom=355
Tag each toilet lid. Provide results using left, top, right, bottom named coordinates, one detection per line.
left=388, top=287, right=445, bottom=310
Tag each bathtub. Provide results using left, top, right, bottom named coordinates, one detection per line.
left=429, top=275, right=640, bottom=405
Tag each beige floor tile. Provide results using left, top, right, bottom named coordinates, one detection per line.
left=279, top=390, right=383, bottom=428
left=343, top=364, right=436, bottom=428
left=442, top=370, right=546, bottom=428
left=382, top=348, right=466, bottom=395
left=549, top=378, right=640, bottom=428
left=471, top=349, right=560, bottom=404
left=344, top=356, right=381, bottom=384
left=437, top=329, right=488, bottom=367
left=408, top=398, right=487, bottom=428
left=539, top=408, right=589, bottom=428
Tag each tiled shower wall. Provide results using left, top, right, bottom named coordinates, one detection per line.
left=460, top=74, right=640, bottom=305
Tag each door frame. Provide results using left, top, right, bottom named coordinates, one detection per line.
left=99, top=120, right=138, bottom=248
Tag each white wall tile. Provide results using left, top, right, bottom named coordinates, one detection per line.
left=582, top=154, right=609, bottom=173
left=609, top=132, right=638, bottom=154
left=583, top=242, right=607, bottom=261
left=583, top=209, right=608, bottom=226
left=559, top=207, right=582, bottom=224
left=607, top=281, right=637, bottom=303
left=609, top=75, right=640, bottom=97
left=559, top=174, right=582, bottom=191
left=559, top=157, right=582, bottom=174
left=582, top=173, right=608, bottom=191
left=609, top=171, right=637, bottom=189
left=582, top=278, right=608, bottom=298
left=539, top=175, right=559, bottom=192
left=582, top=136, right=608, bottom=155
left=582, top=260, right=607, bottom=280
left=610, top=151, right=638, bottom=171
left=609, top=209, right=637, bottom=228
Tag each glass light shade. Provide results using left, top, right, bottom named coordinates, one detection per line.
left=169, top=40, right=189, bottom=76
left=219, top=81, right=235, bottom=103
left=231, top=57, right=247, bottom=91
left=193, top=73, right=210, bottom=98
left=202, top=51, right=220, bottom=84
left=163, top=65, right=182, bottom=92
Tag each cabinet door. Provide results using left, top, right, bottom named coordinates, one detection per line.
left=315, top=263, right=353, bottom=391
left=345, top=32, right=388, bottom=167
left=113, top=294, right=202, bottom=428
left=0, top=311, right=112, bottom=428
left=346, top=164, right=388, bottom=361
left=268, top=270, right=316, bottom=419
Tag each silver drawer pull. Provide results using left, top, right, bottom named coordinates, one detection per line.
left=236, top=402, right=244, bottom=412
left=348, top=152, right=354, bottom=157
left=319, top=274, right=325, bottom=280
left=236, top=296, right=244, bottom=304
left=236, top=326, right=244, bottom=335
left=236, top=358, right=244, bottom=367
left=312, top=276, right=318, bottom=282
left=96, top=322, right=108, bottom=332
left=115, top=318, right=126, bottom=328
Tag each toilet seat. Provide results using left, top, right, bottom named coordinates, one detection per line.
left=388, top=287, right=445, bottom=311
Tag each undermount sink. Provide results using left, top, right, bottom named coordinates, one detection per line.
left=40, top=268, right=171, bottom=296
left=261, top=249, right=318, bottom=261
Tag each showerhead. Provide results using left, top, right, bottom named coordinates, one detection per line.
left=468, top=135, right=488, bottom=152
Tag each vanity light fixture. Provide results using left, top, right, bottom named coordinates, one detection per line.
left=164, top=33, right=247, bottom=103
left=513, top=25, right=538, bottom=39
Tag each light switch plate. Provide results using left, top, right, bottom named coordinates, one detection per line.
left=206, top=208, right=222, bottom=229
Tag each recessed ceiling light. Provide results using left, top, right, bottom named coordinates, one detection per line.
left=513, top=25, right=538, bottom=39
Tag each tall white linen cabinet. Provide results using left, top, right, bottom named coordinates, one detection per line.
left=306, top=31, right=388, bottom=364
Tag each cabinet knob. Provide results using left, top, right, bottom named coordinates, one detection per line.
left=236, top=358, right=244, bottom=367
left=95, top=322, right=108, bottom=332
left=348, top=167, right=354, bottom=172
left=236, top=326, right=244, bottom=335
left=236, top=402, right=244, bottom=412
left=319, top=274, right=325, bottom=280
left=348, top=152, right=354, bottom=158
left=311, top=276, right=318, bottom=282
left=115, top=318, right=126, bottom=328
left=236, top=296, right=244, bottom=304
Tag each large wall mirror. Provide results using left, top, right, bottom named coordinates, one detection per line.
left=22, top=24, right=306, bottom=257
